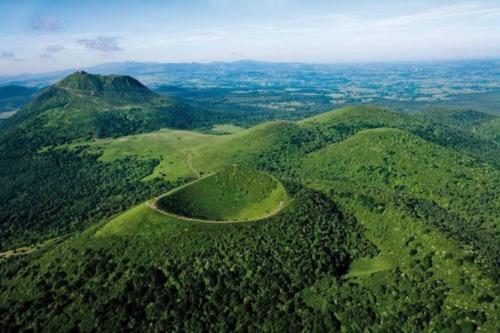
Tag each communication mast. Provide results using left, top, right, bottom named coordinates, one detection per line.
left=76, top=59, right=82, bottom=73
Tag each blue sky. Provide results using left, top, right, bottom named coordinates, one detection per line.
left=1, top=0, right=499, bottom=75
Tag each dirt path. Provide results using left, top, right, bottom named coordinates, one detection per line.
left=0, top=235, right=66, bottom=260
left=145, top=167, right=288, bottom=224
left=172, top=149, right=201, bottom=179
left=167, top=225, right=196, bottom=240
left=0, top=246, right=36, bottom=259
left=57, top=86, right=104, bottom=106
left=186, top=154, right=200, bottom=178
left=147, top=200, right=285, bottom=224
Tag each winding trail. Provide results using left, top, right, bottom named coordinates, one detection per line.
left=0, top=235, right=67, bottom=260
left=185, top=154, right=200, bottom=178
left=147, top=199, right=285, bottom=224
left=56, top=86, right=105, bottom=106
left=171, top=149, right=200, bottom=179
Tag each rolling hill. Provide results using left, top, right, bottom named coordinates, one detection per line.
left=417, top=108, right=500, bottom=145
left=302, top=105, right=500, bottom=167
left=0, top=72, right=221, bottom=249
left=0, top=71, right=222, bottom=147
left=0, top=74, right=498, bottom=331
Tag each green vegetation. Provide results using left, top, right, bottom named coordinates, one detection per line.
left=0, top=145, right=187, bottom=250
left=209, top=123, right=245, bottom=134
left=301, top=128, right=499, bottom=277
left=0, top=72, right=229, bottom=146
left=70, top=120, right=313, bottom=182
left=0, top=189, right=376, bottom=331
left=417, top=108, right=496, bottom=129
left=417, top=108, right=500, bottom=145
left=344, top=255, right=393, bottom=278
left=477, top=117, right=500, bottom=144
left=294, top=128, right=498, bottom=331
left=0, top=73, right=498, bottom=331
left=303, top=105, right=500, bottom=167
left=0, top=72, right=225, bottom=249
left=156, top=165, right=286, bottom=221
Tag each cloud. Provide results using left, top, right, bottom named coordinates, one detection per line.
left=236, top=3, right=500, bottom=37
left=32, top=17, right=63, bottom=32
left=1, top=51, right=23, bottom=62
left=40, top=44, right=65, bottom=59
left=45, top=44, right=65, bottom=54
left=1, top=52, right=15, bottom=59
left=78, top=36, right=123, bottom=52
left=373, top=3, right=500, bottom=28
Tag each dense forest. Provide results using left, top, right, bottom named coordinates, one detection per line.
left=0, top=190, right=378, bottom=331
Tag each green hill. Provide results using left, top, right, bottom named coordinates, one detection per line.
left=300, top=128, right=499, bottom=274
left=0, top=72, right=224, bottom=250
left=155, top=165, right=286, bottom=221
left=302, top=105, right=500, bottom=167
left=416, top=108, right=500, bottom=145
left=1, top=188, right=375, bottom=332
left=55, top=71, right=153, bottom=97
left=416, top=108, right=496, bottom=130
left=0, top=71, right=219, bottom=147
left=0, top=91, right=499, bottom=331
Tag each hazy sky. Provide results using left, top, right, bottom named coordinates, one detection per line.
left=1, top=0, right=500, bottom=75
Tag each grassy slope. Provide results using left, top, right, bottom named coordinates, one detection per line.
left=96, top=203, right=198, bottom=238
left=1, top=105, right=499, bottom=330
left=67, top=108, right=499, bottom=266
left=209, top=124, right=245, bottom=134
left=303, top=105, right=500, bottom=167
left=74, top=129, right=213, bottom=181
left=95, top=203, right=247, bottom=244
left=298, top=128, right=499, bottom=330
left=72, top=120, right=304, bottom=181
left=70, top=107, right=498, bottom=244
left=60, top=109, right=500, bottom=328
left=75, top=105, right=499, bottom=183
left=301, top=128, right=499, bottom=226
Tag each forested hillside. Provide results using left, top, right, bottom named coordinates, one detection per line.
left=0, top=73, right=498, bottom=331
left=0, top=72, right=225, bottom=146
left=0, top=72, right=228, bottom=249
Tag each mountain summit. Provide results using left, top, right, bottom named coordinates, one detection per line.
left=56, top=71, right=152, bottom=95
left=0, top=72, right=216, bottom=146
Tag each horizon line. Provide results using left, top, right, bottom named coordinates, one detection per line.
left=1, top=56, right=500, bottom=80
